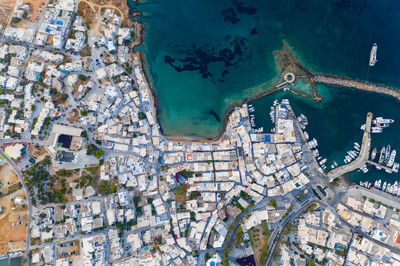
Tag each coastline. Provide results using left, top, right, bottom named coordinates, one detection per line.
left=130, top=7, right=400, bottom=144
left=137, top=47, right=285, bottom=143
left=134, top=27, right=294, bottom=143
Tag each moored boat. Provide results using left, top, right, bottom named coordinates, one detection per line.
left=369, top=43, right=378, bottom=66
left=384, top=145, right=391, bottom=165
left=378, top=147, right=386, bottom=165
left=388, top=150, right=396, bottom=168
left=319, top=158, right=327, bottom=165
left=371, top=127, right=383, bottom=133
left=392, top=181, right=399, bottom=194
left=371, top=147, right=377, bottom=161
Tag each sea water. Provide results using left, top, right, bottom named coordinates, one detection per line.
left=127, top=0, right=400, bottom=184
left=128, top=0, right=400, bottom=139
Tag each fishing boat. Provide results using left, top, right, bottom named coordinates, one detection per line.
left=319, top=158, right=327, bottom=165
left=371, top=147, right=377, bottom=161
left=369, top=43, right=378, bottom=66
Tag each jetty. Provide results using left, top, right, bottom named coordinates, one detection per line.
left=312, top=74, right=400, bottom=101
left=366, top=160, right=392, bottom=173
left=327, top=112, right=372, bottom=181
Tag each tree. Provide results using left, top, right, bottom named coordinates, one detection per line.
left=80, top=110, right=89, bottom=116
left=172, top=185, right=186, bottom=195
left=306, top=258, right=315, bottom=266
left=78, top=74, right=88, bottom=81
left=269, top=198, right=277, bottom=208
left=99, top=180, right=117, bottom=195
left=81, top=131, right=88, bottom=138
left=11, top=17, right=21, bottom=25
left=190, top=211, right=196, bottom=221
left=189, top=191, right=199, bottom=200
left=298, top=193, right=305, bottom=201
left=235, top=225, right=243, bottom=248
left=138, top=112, right=146, bottom=120
left=308, top=203, right=318, bottom=213
left=95, top=149, right=104, bottom=159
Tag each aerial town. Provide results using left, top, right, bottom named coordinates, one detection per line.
left=0, top=0, right=398, bottom=266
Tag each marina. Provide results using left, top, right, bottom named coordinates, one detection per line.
left=248, top=83, right=400, bottom=186
left=360, top=178, right=400, bottom=199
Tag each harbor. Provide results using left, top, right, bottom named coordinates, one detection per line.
left=327, top=113, right=372, bottom=181
left=248, top=82, right=400, bottom=186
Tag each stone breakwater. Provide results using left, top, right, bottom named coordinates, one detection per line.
left=312, top=74, right=400, bottom=100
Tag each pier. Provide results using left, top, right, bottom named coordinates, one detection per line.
left=312, top=74, right=400, bottom=101
left=327, top=112, right=373, bottom=181
left=366, top=160, right=392, bottom=173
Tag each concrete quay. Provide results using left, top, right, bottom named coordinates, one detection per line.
left=312, top=74, right=400, bottom=100
left=347, top=186, right=400, bottom=210
left=327, top=112, right=373, bottom=181
left=366, top=160, right=392, bottom=173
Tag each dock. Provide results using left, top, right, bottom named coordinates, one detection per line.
left=327, top=112, right=372, bottom=181
left=366, top=160, right=392, bottom=173
left=312, top=74, right=400, bottom=101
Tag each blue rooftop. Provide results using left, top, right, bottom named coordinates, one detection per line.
left=264, top=134, right=271, bottom=143
left=56, top=20, right=63, bottom=25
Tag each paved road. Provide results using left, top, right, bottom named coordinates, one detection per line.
left=265, top=200, right=315, bottom=266
left=327, top=112, right=372, bottom=181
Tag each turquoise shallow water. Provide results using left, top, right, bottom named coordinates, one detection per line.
left=128, top=0, right=400, bottom=139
